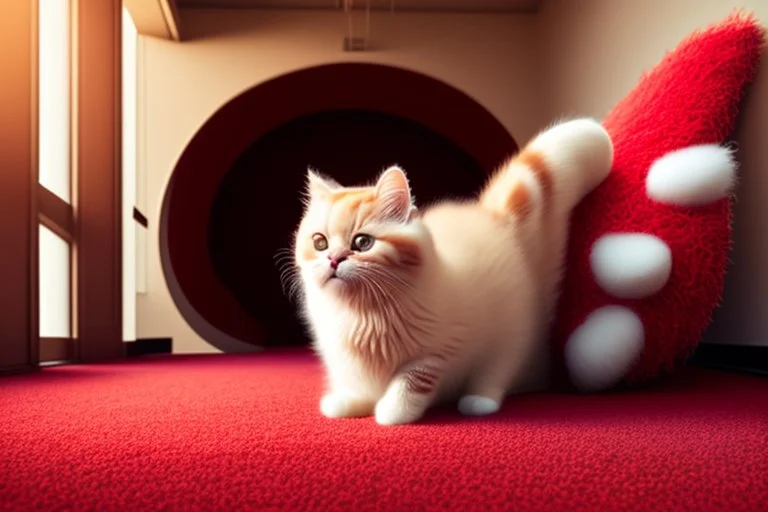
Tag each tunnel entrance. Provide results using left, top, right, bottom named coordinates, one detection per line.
left=161, top=63, right=517, bottom=353
left=208, top=109, right=490, bottom=347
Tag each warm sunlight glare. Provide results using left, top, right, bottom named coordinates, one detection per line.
left=38, top=0, right=70, bottom=202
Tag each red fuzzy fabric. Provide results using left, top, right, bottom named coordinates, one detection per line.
left=551, top=12, right=766, bottom=384
left=1, top=350, right=767, bottom=512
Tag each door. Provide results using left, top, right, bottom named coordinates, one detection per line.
left=0, top=0, right=124, bottom=373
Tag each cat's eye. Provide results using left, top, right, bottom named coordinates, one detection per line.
left=312, top=233, right=328, bottom=251
left=351, top=233, right=374, bottom=252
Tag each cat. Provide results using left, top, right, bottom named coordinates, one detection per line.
left=289, top=118, right=613, bottom=425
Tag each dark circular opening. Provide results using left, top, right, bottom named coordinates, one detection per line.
left=161, top=62, right=518, bottom=353
left=208, top=109, right=490, bottom=347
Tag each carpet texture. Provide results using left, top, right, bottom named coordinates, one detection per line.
left=1, top=350, right=766, bottom=511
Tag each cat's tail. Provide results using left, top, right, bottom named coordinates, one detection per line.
left=478, top=118, right=613, bottom=223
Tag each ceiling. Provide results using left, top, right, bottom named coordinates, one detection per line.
left=174, top=0, right=542, bottom=13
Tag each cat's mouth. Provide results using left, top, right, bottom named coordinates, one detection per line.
left=324, top=270, right=343, bottom=285
left=323, top=269, right=352, bottom=290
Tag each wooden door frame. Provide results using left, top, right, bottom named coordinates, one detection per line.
left=71, top=0, right=123, bottom=362
left=0, top=1, right=38, bottom=374
left=0, top=0, right=123, bottom=374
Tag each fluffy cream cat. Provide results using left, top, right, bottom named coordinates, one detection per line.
left=290, top=118, right=613, bottom=425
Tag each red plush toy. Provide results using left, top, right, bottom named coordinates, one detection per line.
left=550, top=12, right=766, bottom=391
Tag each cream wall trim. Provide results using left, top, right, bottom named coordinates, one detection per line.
left=124, top=0, right=181, bottom=41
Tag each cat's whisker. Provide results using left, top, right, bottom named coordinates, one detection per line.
left=274, top=248, right=303, bottom=303
left=273, top=248, right=295, bottom=264
left=362, top=275, right=392, bottom=304
left=366, top=266, right=413, bottom=294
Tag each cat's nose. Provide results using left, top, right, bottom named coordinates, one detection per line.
left=329, top=256, right=345, bottom=270
left=328, top=250, right=350, bottom=270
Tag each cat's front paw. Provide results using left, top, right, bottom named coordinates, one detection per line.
left=374, top=394, right=422, bottom=426
left=319, top=393, right=374, bottom=419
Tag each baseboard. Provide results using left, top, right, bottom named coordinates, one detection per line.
left=0, top=363, right=37, bottom=376
left=689, top=343, right=768, bottom=376
left=124, top=338, right=173, bottom=358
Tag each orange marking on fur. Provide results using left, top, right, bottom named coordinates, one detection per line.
left=333, top=187, right=374, bottom=201
left=331, top=191, right=376, bottom=216
left=517, top=149, right=553, bottom=206
left=405, top=368, right=439, bottom=395
left=506, top=182, right=532, bottom=220
left=377, top=235, right=422, bottom=267
left=340, top=191, right=375, bottom=210
left=487, top=208, right=512, bottom=224
left=326, top=190, right=377, bottom=232
left=298, top=243, right=316, bottom=262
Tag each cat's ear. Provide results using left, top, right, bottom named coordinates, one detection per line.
left=374, top=165, right=417, bottom=222
left=305, top=168, right=340, bottom=202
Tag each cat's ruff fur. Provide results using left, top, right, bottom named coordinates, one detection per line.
left=291, top=118, right=614, bottom=425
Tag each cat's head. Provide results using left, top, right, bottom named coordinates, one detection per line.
left=293, top=166, right=426, bottom=300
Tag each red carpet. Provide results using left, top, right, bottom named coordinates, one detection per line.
left=1, top=349, right=766, bottom=511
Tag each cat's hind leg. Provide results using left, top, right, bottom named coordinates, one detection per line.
left=457, top=358, right=510, bottom=417
left=458, top=335, right=542, bottom=417
left=374, top=356, right=445, bottom=426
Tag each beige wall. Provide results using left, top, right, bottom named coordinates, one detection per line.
left=138, top=3, right=768, bottom=353
left=136, top=8, right=546, bottom=353
left=538, top=0, right=768, bottom=346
